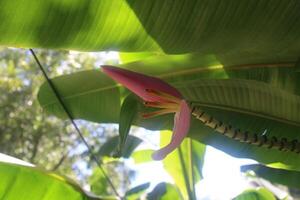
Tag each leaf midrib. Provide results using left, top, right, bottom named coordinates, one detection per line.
left=41, top=84, right=121, bottom=107
left=42, top=62, right=296, bottom=107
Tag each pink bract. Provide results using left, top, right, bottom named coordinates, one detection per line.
left=101, top=65, right=182, bottom=102
left=101, top=65, right=191, bottom=160
left=152, top=100, right=191, bottom=160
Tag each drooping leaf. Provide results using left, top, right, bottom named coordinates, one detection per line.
left=124, top=182, right=150, bottom=200
left=131, top=150, right=154, bottom=164
left=160, top=131, right=206, bottom=199
left=118, top=94, right=139, bottom=156
left=98, top=135, right=142, bottom=158
left=234, top=188, right=276, bottom=200
left=241, top=164, right=300, bottom=189
left=0, top=157, right=110, bottom=200
left=146, top=182, right=182, bottom=200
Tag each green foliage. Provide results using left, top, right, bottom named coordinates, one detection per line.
left=1, top=0, right=300, bottom=60
left=89, top=168, right=109, bottom=196
left=234, top=188, right=276, bottom=200
left=38, top=70, right=120, bottom=123
left=147, top=182, right=182, bottom=200
left=161, top=131, right=206, bottom=199
left=118, top=95, right=139, bottom=155
left=241, top=164, right=300, bottom=189
left=89, top=162, right=133, bottom=197
left=2, top=0, right=300, bottom=198
left=119, top=52, right=157, bottom=64
left=131, top=150, right=154, bottom=164
left=0, top=160, right=108, bottom=200
left=98, top=135, right=142, bottom=158
left=124, top=182, right=150, bottom=200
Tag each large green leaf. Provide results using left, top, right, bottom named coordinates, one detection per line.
left=1, top=0, right=300, bottom=60
left=241, top=164, right=300, bottom=189
left=0, top=157, right=110, bottom=200
left=0, top=0, right=160, bottom=51
left=160, top=131, right=206, bottom=199
left=126, top=1, right=300, bottom=56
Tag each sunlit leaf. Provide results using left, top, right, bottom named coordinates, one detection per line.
left=119, top=52, right=157, bottom=64
left=0, top=158, right=110, bottom=200
left=160, top=131, right=206, bottom=199
left=1, top=0, right=300, bottom=62
left=131, top=150, right=154, bottom=164
left=234, top=188, right=276, bottom=200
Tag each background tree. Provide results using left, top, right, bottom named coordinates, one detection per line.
left=0, top=47, right=132, bottom=194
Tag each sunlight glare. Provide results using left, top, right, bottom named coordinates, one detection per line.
left=0, top=153, right=34, bottom=167
left=197, top=146, right=257, bottom=199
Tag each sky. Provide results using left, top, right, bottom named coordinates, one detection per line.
left=0, top=153, right=34, bottom=167
left=197, top=146, right=256, bottom=199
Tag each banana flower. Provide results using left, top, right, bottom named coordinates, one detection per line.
left=102, top=66, right=191, bottom=160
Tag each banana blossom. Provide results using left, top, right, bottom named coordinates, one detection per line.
left=102, top=66, right=191, bottom=160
